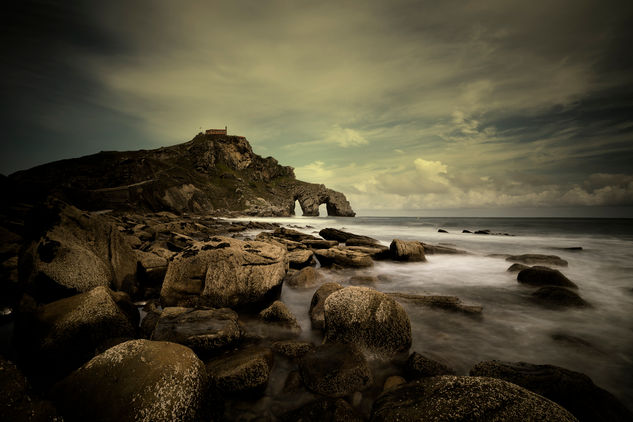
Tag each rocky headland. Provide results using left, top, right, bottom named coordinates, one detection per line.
left=0, top=133, right=630, bottom=421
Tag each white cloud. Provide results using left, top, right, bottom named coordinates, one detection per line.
left=324, top=125, right=369, bottom=148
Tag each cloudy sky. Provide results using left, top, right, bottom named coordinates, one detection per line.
left=2, top=0, right=633, bottom=216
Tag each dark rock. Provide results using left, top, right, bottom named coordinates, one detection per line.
left=273, top=227, right=320, bottom=242
left=383, top=376, right=406, bottom=392
left=299, top=343, right=372, bottom=397
left=273, top=340, right=315, bottom=359
left=387, top=292, right=483, bottom=315
left=370, top=376, right=577, bottom=421
left=314, top=247, right=373, bottom=268
left=282, top=370, right=304, bottom=393
left=109, top=290, right=141, bottom=329
left=135, top=249, right=168, bottom=295
left=438, top=229, right=448, bottom=233
left=323, top=286, right=412, bottom=357
left=420, top=243, right=469, bottom=255
left=258, top=300, right=301, bottom=332
left=348, top=275, right=378, bottom=285
left=319, top=228, right=377, bottom=245
left=405, top=352, right=456, bottom=380
left=309, top=282, right=343, bottom=330
left=15, top=286, right=136, bottom=382
left=462, top=229, right=472, bottom=233
left=389, top=239, right=426, bottom=262
left=518, top=266, right=577, bottom=288
left=302, top=239, right=339, bottom=249
left=53, top=339, right=208, bottom=422
left=470, top=360, right=633, bottom=422
left=531, top=286, right=589, bottom=308
left=288, top=249, right=315, bottom=269
left=507, top=254, right=569, bottom=267
left=19, top=200, right=138, bottom=303
left=474, top=229, right=490, bottom=234
left=507, top=263, right=530, bottom=272
left=285, top=266, right=322, bottom=288
left=140, top=302, right=162, bottom=339
left=151, top=307, right=241, bottom=356
left=279, top=398, right=363, bottom=422
left=206, top=347, right=274, bottom=396
left=160, top=236, right=288, bottom=309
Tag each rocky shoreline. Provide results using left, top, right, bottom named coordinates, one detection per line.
left=1, top=200, right=631, bottom=421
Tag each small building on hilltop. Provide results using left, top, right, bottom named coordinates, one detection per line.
left=206, top=126, right=227, bottom=135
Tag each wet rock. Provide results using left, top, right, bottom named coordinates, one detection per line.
left=507, top=254, right=569, bottom=267
left=345, top=244, right=391, bottom=260
left=475, top=229, right=490, bottom=234
left=323, top=286, right=412, bottom=357
left=53, top=339, right=208, bottom=422
left=206, top=347, right=274, bottom=396
left=282, top=369, right=304, bottom=393
left=405, top=352, right=456, bottom=380
left=19, top=200, right=138, bottom=303
left=135, top=250, right=168, bottom=296
left=160, top=236, right=288, bottom=309
left=389, top=239, right=426, bottom=262
left=470, top=360, right=632, bottom=422
left=314, top=247, right=374, bottom=268
left=109, top=290, right=141, bottom=329
left=273, top=340, right=315, bottom=359
left=309, top=282, right=343, bottom=330
left=348, top=275, right=379, bottom=285
left=319, top=228, right=378, bottom=245
left=273, top=227, right=321, bottom=243
left=370, top=376, right=578, bottom=422
left=15, top=286, right=136, bottom=381
left=302, top=239, right=338, bottom=249
left=279, top=398, right=363, bottom=422
left=438, top=229, right=448, bottom=233
left=420, top=243, right=469, bottom=255
left=299, top=343, right=373, bottom=397
left=507, top=263, right=530, bottom=272
left=517, top=266, right=577, bottom=288
left=151, top=307, right=241, bottom=356
left=383, top=375, right=406, bottom=392
left=387, top=292, right=483, bottom=315
left=287, top=249, right=315, bottom=269
left=140, top=301, right=162, bottom=339
left=531, top=286, right=589, bottom=308
left=285, top=266, right=322, bottom=288
left=462, top=229, right=472, bottom=233
left=258, top=300, right=301, bottom=332
left=0, top=356, right=60, bottom=421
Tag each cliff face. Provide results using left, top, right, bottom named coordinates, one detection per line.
left=8, top=133, right=355, bottom=217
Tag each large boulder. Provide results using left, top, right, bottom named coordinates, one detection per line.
left=389, top=239, right=426, bottom=262
left=309, top=282, right=343, bottom=330
left=151, top=307, right=241, bottom=356
left=299, top=343, right=373, bottom=397
left=288, top=249, right=315, bottom=269
left=517, top=266, right=577, bottom=288
left=160, top=236, right=288, bottom=309
left=15, top=286, right=136, bottom=381
left=206, top=347, right=274, bottom=396
left=313, top=247, right=374, bottom=268
left=470, top=360, right=633, bottom=422
left=323, top=286, right=412, bottom=357
left=370, top=376, right=578, bottom=421
left=506, top=254, right=568, bottom=267
left=258, top=300, right=301, bottom=333
left=53, top=340, right=208, bottom=422
left=19, top=201, right=137, bottom=302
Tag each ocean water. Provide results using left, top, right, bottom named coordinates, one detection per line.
left=232, top=215, right=633, bottom=408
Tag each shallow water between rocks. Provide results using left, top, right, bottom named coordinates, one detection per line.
left=232, top=215, right=633, bottom=410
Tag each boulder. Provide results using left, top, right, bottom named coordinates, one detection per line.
left=470, top=361, right=633, bottom=422
left=517, top=266, right=577, bottom=288
left=302, top=239, right=339, bottom=249
left=309, top=282, right=343, bottom=330
left=319, top=228, right=378, bottom=245
left=285, top=266, right=322, bottom=288
left=19, top=201, right=137, bottom=303
left=279, top=398, right=363, bottom=422
left=532, top=286, right=589, bottom=308
left=151, top=307, right=241, bottom=356
left=15, top=286, right=136, bottom=381
left=323, top=286, right=412, bottom=357
left=389, top=239, right=426, bottom=262
left=345, top=244, right=391, bottom=260
left=160, top=236, right=288, bottom=309
left=288, top=249, right=315, bottom=269
left=53, top=340, right=208, bottom=422
left=506, top=254, right=568, bottom=267
left=370, top=376, right=578, bottom=421
left=507, top=263, right=530, bottom=272
left=273, top=340, right=316, bottom=359
left=258, top=300, right=301, bottom=332
left=135, top=250, right=168, bottom=297
left=206, top=347, right=274, bottom=396
left=272, top=227, right=321, bottom=242
left=313, top=247, right=374, bottom=268
left=405, top=352, right=456, bottom=380
left=299, top=343, right=373, bottom=397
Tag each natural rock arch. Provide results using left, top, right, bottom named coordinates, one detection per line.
left=291, top=183, right=355, bottom=217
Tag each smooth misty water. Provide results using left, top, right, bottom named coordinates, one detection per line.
left=233, top=215, right=633, bottom=408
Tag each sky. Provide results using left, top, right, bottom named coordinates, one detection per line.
left=2, top=0, right=633, bottom=216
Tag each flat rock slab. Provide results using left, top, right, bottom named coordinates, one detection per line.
left=387, top=292, right=483, bottom=315
left=53, top=339, right=208, bottom=422
left=506, top=254, right=568, bottom=267
left=370, top=376, right=578, bottom=421
left=314, top=247, right=374, bottom=268
left=151, top=307, right=241, bottom=356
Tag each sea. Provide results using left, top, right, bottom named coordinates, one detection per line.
left=231, top=215, right=633, bottom=408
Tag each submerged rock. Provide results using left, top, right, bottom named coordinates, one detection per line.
left=405, top=352, right=456, bottom=380
left=319, top=228, right=378, bottom=245
left=309, top=282, right=343, bottom=330
left=531, top=286, right=589, bottom=308
left=285, top=266, right=322, bottom=288
left=273, top=340, right=315, bottom=359
left=299, top=343, right=373, bottom=397
left=507, top=263, right=530, bottom=272
left=370, top=376, right=578, bottom=421
left=506, top=254, right=569, bottom=267
left=517, top=266, right=577, bottom=288
left=206, top=347, right=274, bottom=396
left=387, top=292, right=483, bottom=315
left=279, top=398, right=363, bottom=422
left=323, top=286, right=412, bottom=357
left=53, top=339, right=208, bottom=422
left=470, top=360, right=633, bottom=422
left=389, top=239, right=426, bottom=262
left=160, top=236, right=288, bottom=309
left=258, top=300, right=301, bottom=332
